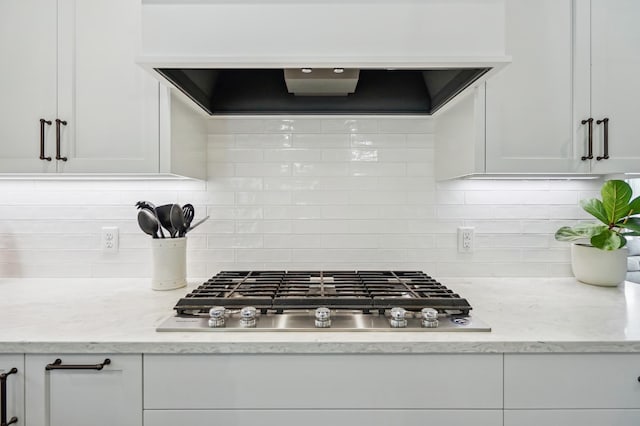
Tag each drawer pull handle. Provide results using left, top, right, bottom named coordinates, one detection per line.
left=581, top=118, right=594, bottom=160
left=39, top=119, right=52, bottom=161
left=54, top=119, right=68, bottom=162
left=45, top=358, right=111, bottom=371
left=1, top=367, right=18, bottom=426
left=596, top=117, right=610, bottom=161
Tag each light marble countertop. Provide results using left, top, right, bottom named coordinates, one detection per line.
left=1, top=277, right=639, bottom=354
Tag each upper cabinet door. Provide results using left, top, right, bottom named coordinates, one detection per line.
left=0, top=0, right=57, bottom=173
left=485, top=0, right=586, bottom=173
left=56, top=0, right=159, bottom=173
left=589, top=0, right=640, bottom=174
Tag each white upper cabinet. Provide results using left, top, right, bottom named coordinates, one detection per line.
left=56, top=0, right=159, bottom=173
left=485, top=0, right=584, bottom=173
left=585, top=0, right=640, bottom=174
left=0, top=0, right=207, bottom=177
left=439, top=0, right=640, bottom=178
left=0, top=0, right=57, bottom=173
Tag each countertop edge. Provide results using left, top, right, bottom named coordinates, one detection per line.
left=2, top=340, right=640, bottom=354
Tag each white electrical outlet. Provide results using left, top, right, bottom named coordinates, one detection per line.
left=101, top=226, right=119, bottom=253
left=457, top=226, right=474, bottom=253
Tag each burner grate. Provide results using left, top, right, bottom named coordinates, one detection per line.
left=174, top=270, right=472, bottom=315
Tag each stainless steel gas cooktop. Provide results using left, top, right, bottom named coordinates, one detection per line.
left=156, top=270, right=490, bottom=332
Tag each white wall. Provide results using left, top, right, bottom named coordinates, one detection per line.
left=0, top=117, right=600, bottom=279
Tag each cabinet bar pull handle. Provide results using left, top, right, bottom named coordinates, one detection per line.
left=1, top=367, right=18, bottom=426
left=596, top=117, right=610, bottom=160
left=54, top=119, right=68, bottom=162
left=39, top=119, right=52, bottom=161
left=581, top=118, right=594, bottom=160
left=45, top=358, right=110, bottom=371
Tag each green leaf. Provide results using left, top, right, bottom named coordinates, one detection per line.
left=628, top=196, right=640, bottom=216
left=555, top=223, right=608, bottom=241
left=601, top=180, right=633, bottom=223
left=617, top=217, right=640, bottom=233
left=580, top=198, right=610, bottom=224
left=621, top=231, right=640, bottom=237
left=590, top=229, right=625, bottom=250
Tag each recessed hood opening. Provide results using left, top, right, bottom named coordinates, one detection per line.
left=155, top=68, right=490, bottom=115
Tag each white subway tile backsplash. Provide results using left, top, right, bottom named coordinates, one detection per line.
left=264, top=149, right=322, bottom=162
left=264, top=206, right=323, bottom=220
left=236, top=248, right=292, bottom=263
left=264, top=234, right=321, bottom=249
left=207, top=118, right=265, bottom=134
left=348, top=162, right=406, bottom=176
left=208, top=148, right=264, bottom=163
left=235, top=163, right=292, bottom=177
left=293, top=191, right=349, bottom=206
left=235, top=134, right=292, bottom=149
left=406, top=134, right=435, bottom=148
left=377, top=117, right=434, bottom=134
left=321, top=118, right=378, bottom=133
left=263, top=118, right=321, bottom=134
left=293, top=162, right=349, bottom=176
left=293, top=134, right=350, bottom=148
left=236, top=191, right=292, bottom=205
left=0, top=116, right=598, bottom=278
left=350, top=133, right=407, bottom=148
left=292, top=220, right=349, bottom=234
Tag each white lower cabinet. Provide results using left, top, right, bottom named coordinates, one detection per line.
left=145, top=409, right=502, bottom=426
left=504, top=410, right=640, bottom=426
left=143, top=354, right=503, bottom=425
left=0, top=355, right=24, bottom=426
left=25, top=354, right=142, bottom=426
left=504, top=354, right=640, bottom=426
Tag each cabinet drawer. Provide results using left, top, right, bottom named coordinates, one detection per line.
left=25, top=354, right=142, bottom=426
left=505, top=354, right=640, bottom=409
left=144, top=409, right=503, bottom=426
left=144, top=354, right=502, bottom=409
left=504, top=409, right=640, bottom=426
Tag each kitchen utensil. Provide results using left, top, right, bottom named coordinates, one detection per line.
left=180, top=204, right=194, bottom=237
left=137, top=209, right=159, bottom=239
left=136, top=201, right=165, bottom=238
left=169, top=204, right=185, bottom=238
left=185, top=215, right=210, bottom=234
left=155, top=204, right=175, bottom=238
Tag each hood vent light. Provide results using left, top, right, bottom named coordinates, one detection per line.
left=284, top=68, right=360, bottom=97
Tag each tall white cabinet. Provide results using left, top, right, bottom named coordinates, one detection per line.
left=0, top=0, right=160, bottom=174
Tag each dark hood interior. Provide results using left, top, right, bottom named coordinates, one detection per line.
left=156, top=68, right=490, bottom=115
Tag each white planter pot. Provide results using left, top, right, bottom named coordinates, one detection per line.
left=571, top=243, right=629, bottom=287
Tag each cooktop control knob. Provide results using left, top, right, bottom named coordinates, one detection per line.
left=389, top=307, right=407, bottom=328
left=240, top=306, right=257, bottom=328
left=421, top=308, right=439, bottom=328
left=315, top=307, right=331, bottom=328
left=208, top=306, right=226, bottom=328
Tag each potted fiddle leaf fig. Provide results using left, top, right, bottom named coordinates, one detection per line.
left=555, top=180, right=640, bottom=286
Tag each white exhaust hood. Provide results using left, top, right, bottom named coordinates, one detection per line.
left=139, top=0, right=509, bottom=115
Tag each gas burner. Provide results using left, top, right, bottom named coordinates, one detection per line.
left=156, top=271, right=490, bottom=332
